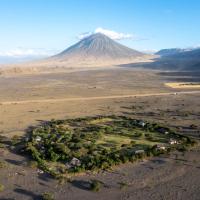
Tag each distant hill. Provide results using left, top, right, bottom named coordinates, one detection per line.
left=120, top=48, right=200, bottom=71
left=159, top=48, right=200, bottom=71
left=155, top=48, right=185, bottom=57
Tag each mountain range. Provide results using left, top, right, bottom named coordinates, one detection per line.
left=155, top=48, right=186, bottom=57
left=153, top=48, right=200, bottom=71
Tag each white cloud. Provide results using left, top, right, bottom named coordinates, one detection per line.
left=78, top=32, right=93, bottom=40
left=95, top=27, right=133, bottom=40
left=78, top=27, right=134, bottom=40
left=0, top=48, right=57, bottom=57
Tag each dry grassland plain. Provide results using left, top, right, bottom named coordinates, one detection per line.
left=165, top=82, right=200, bottom=89
left=0, top=67, right=200, bottom=200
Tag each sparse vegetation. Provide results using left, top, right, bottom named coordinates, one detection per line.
left=118, top=181, right=129, bottom=190
left=11, top=135, right=21, bottom=146
left=27, top=160, right=38, bottom=168
left=0, top=161, right=7, bottom=169
left=0, top=184, right=5, bottom=192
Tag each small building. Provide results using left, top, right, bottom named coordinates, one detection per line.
left=169, top=138, right=178, bottom=145
left=69, top=157, right=81, bottom=167
left=35, top=136, right=42, bottom=142
left=138, top=121, right=146, bottom=127
left=154, top=144, right=166, bottom=151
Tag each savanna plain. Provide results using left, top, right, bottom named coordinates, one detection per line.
left=0, top=67, right=200, bottom=200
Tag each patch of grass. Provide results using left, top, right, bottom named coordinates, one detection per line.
left=118, top=181, right=129, bottom=190
left=89, top=117, right=113, bottom=125
left=0, top=184, right=5, bottom=192
left=42, top=192, right=54, bottom=200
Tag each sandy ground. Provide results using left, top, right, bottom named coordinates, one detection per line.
left=0, top=67, right=200, bottom=200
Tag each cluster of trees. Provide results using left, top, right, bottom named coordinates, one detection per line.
left=20, top=115, right=196, bottom=177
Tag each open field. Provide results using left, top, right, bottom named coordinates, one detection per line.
left=0, top=67, right=200, bottom=200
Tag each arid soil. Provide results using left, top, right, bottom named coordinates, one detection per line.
left=0, top=67, right=200, bottom=200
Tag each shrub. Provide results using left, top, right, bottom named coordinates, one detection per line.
left=0, top=184, right=4, bottom=192
left=146, top=135, right=154, bottom=141
left=90, top=179, right=102, bottom=192
left=134, top=132, right=142, bottom=137
left=177, top=145, right=187, bottom=152
left=130, top=141, right=136, bottom=146
left=190, top=124, right=198, bottom=129
left=0, top=161, right=7, bottom=169
left=104, top=126, right=113, bottom=133
left=27, top=161, right=38, bottom=168
left=42, top=192, right=54, bottom=200
left=145, top=133, right=150, bottom=137
left=11, top=135, right=21, bottom=145
left=118, top=181, right=128, bottom=190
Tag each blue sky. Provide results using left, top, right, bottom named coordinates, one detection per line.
left=0, top=0, right=200, bottom=61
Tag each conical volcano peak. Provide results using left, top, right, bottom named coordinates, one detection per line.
left=73, top=33, right=113, bottom=50
left=83, top=33, right=114, bottom=42
left=52, top=33, right=147, bottom=65
left=86, top=32, right=110, bottom=39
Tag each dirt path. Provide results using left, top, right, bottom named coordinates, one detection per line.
left=1, top=90, right=200, bottom=105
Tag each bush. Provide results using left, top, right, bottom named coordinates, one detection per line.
left=0, top=184, right=4, bottom=192
left=11, top=135, right=21, bottom=145
left=190, top=124, right=198, bottom=129
left=0, top=161, right=7, bottom=169
left=130, top=141, right=136, bottom=146
left=118, top=181, right=128, bottom=190
left=27, top=160, right=38, bottom=168
left=90, top=180, right=102, bottom=192
left=42, top=192, right=54, bottom=200
left=145, top=133, right=150, bottom=137
left=134, top=132, right=142, bottom=137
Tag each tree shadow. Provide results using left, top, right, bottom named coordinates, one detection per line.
left=5, top=159, right=24, bottom=166
left=71, top=180, right=91, bottom=191
left=0, top=199, right=15, bottom=200
left=38, top=172, right=54, bottom=182
left=150, top=158, right=166, bottom=165
left=14, top=188, right=42, bottom=200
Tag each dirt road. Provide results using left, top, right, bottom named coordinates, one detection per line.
left=1, top=90, right=200, bottom=105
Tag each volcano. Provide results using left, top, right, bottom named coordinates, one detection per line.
left=0, top=33, right=153, bottom=75
left=50, top=33, right=147, bottom=66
